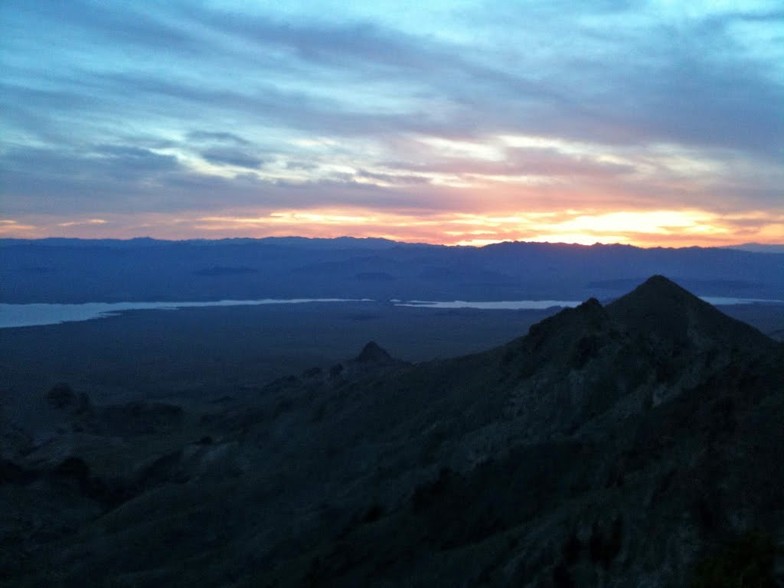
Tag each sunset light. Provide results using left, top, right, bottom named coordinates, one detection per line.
left=1, top=1, right=782, bottom=247
left=2, top=4, right=784, bottom=585
left=21, top=206, right=767, bottom=249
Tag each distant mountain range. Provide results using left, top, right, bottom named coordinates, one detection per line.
left=2, top=237, right=783, bottom=303
left=1, top=276, right=782, bottom=586
left=724, top=242, right=784, bottom=254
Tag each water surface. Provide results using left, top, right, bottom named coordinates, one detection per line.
left=2, top=296, right=782, bottom=329
left=0, top=299, right=370, bottom=329
left=394, top=299, right=581, bottom=310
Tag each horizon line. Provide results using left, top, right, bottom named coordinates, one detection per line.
left=2, top=235, right=783, bottom=252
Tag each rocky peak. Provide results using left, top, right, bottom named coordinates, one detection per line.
left=610, top=274, right=699, bottom=310
left=607, top=274, right=772, bottom=351
left=354, top=341, right=393, bottom=364
left=523, top=296, right=612, bottom=353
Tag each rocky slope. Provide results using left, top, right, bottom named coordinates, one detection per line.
left=1, top=276, right=782, bottom=587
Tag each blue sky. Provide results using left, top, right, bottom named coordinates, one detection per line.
left=1, top=0, right=782, bottom=245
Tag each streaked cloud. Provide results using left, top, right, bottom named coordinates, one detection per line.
left=0, top=0, right=781, bottom=245
left=57, top=218, right=108, bottom=228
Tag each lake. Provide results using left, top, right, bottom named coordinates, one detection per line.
left=1, top=296, right=782, bottom=329
left=0, top=299, right=370, bottom=329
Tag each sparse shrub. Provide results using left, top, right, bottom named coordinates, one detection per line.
left=552, top=561, right=575, bottom=588
left=54, top=456, right=90, bottom=483
left=0, top=459, right=36, bottom=484
left=589, top=516, right=623, bottom=569
left=361, top=503, right=385, bottom=524
left=589, top=521, right=603, bottom=563
left=46, top=382, right=76, bottom=409
left=606, top=516, right=623, bottom=565
left=272, top=397, right=293, bottom=417
left=562, top=528, right=581, bottom=564
left=304, top=555, right=324, bottom=587
left=693, top=493, right=719, bottom=532
left=571, top=335, right=600, bottom=368
left=419, top=427, right=447, bottom=465
left=411, top=467, right=453, bottom=512
left=691, top=531, right=778, bottom=588
left=311, top=403, right=326, bottom=423
left=76, top=392, right=92, bottom=414
left=501, top=347, right=516, bottom=367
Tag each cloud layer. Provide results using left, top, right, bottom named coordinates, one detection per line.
left=1, top=0, right=782, bottom=245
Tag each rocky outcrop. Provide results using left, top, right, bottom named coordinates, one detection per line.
left=354, top=341, right=394, bottom=364
left=2, top=277, right=782, bottom=587
left=45, top=383, right=92, bottom=414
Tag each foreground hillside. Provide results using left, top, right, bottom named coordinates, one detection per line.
left=1, top=276, right=783, bottom=587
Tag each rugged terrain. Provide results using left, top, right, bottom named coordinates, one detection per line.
left=1, top=276, right=783, bottom=587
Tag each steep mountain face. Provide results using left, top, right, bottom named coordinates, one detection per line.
left=607, top=275, right=773, bottom=352
left=1, top=277, right=782, bottom=587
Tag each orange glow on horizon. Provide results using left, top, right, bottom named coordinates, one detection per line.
left=5, top=206, right=782, bottom=249
left=189, top=207, right=782, bottom=248
left=4, top=130, right=781, bottom=248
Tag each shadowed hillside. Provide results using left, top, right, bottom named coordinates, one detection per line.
left=1, top=276, right=783, bottom=587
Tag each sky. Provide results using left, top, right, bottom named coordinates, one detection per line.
left=1, top=0, right=782, bottom=246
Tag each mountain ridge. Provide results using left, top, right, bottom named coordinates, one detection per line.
left=3, top=238, right=784, bottom=303
left=1, top=276, right=782, bottom=586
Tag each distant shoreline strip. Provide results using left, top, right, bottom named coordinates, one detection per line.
left=1, top=296, right=782, bottom=329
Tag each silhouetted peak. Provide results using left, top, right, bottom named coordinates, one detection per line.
left=523, top=296, right=611, bottom=355
left=608, top=275, right=705, bottom=317
left=634, top=274, right=691, bottom=297
left=608, top=275, right=772, bottom=349
left=577, top=297, right=603, bottom=312
left=355, top=341, right=393, bottom=364
left=560, top=296, right=607, bottom=326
